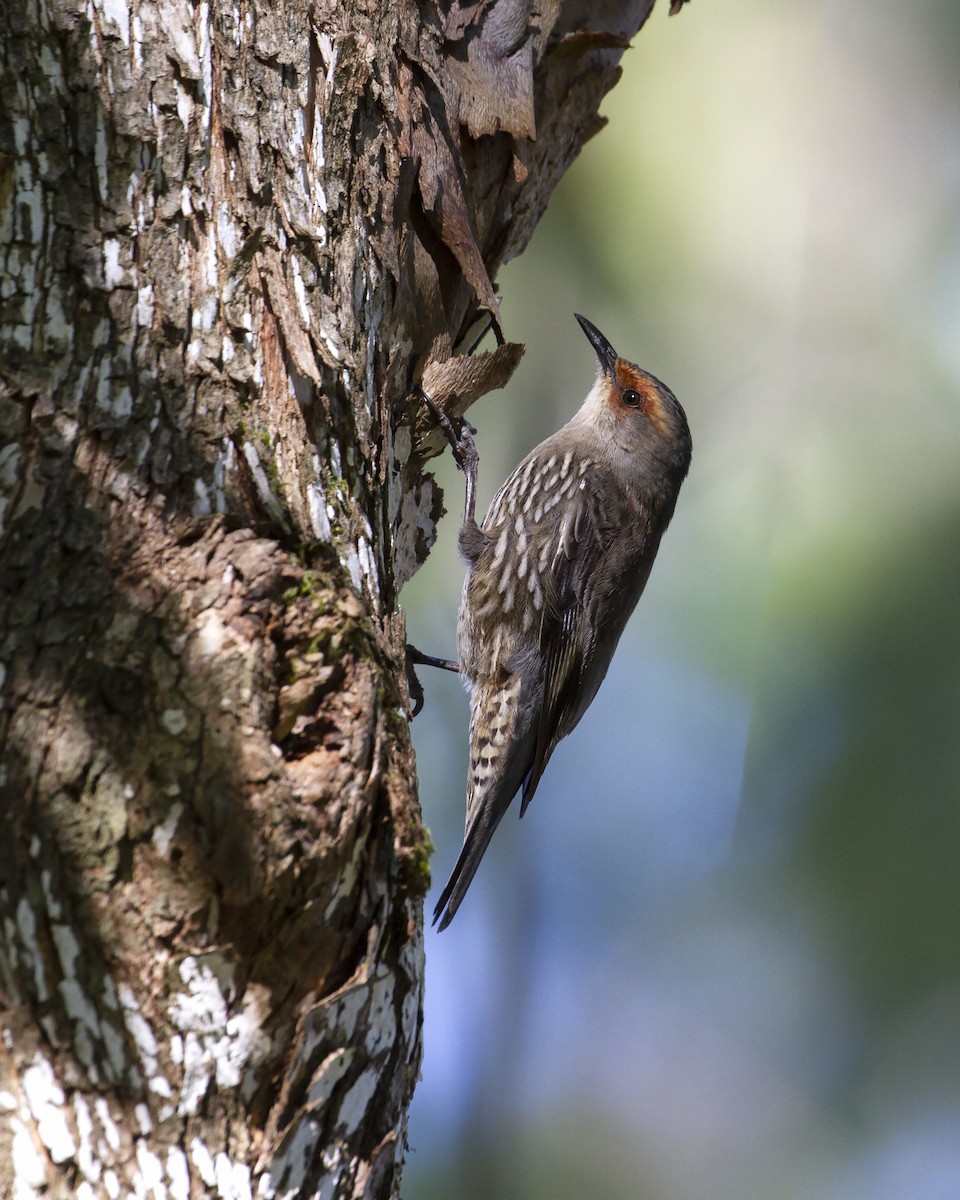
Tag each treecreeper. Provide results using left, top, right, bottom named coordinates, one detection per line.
left=422, top=314, right=692, bottom=930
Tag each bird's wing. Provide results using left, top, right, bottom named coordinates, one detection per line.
left=520, top=473, right=609, bottom=816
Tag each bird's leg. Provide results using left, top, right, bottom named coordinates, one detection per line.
left=403, top=386, right=470, bottom=716
left=405, top=644, right=460, bottom=719
left=404, top=646, right=426, bottom=720
left=407, top=644, right=459, bottom=674
left=418, top=388, right=486, bottom=563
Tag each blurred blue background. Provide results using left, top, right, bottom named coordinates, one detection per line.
left=402, top=1, right=960, bottom=1196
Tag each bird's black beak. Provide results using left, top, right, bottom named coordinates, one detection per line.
left=575, top=313, right=618, bottom=379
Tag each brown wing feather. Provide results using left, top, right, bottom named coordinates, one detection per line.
left=520, top=475, right=606, bottom=815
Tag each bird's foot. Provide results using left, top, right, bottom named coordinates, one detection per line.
left=418, top=389, right=479, bottom=480
left=405, top=643, right=460, bottom=718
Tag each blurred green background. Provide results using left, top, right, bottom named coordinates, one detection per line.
left=402, top=1, right=960, bottom=1197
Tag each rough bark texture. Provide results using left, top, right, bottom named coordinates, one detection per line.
left=0, top=0, right=656, bottom=1195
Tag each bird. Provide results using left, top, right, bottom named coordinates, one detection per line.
left=431, top=314, right=692, bottom=930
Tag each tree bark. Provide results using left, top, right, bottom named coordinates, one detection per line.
left=0, top=0, right=656, bottom=1195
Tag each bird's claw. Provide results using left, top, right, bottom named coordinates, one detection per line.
left=405, top=643, right=460, bottom=720
left=419, top=389, right=477, bottom=478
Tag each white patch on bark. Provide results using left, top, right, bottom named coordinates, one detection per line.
left=11, top=1113, right=48, bottom=1191
left=101, top=974, right=120, bottom=1012
left=399, top=933, right=424, bottom=1045
left=119, top=983, right=173, bottom=1099
left=176, top=83, right=193, bottom=129
left=160, top=3, right=201, bottom=78
left=161, top=708, right=189, bottom=736
left=337, top=1067, right=378, bottom=1133
left=169, top=957, right=270, bottom=1115
left=307, top=1049, right=353, bottom=1109
left=195, top=608, right=232, bottom=659
left=342, top=546, right=362, bottom=594
left=241, top=441, right=289, bottom=529
left=0, top=442, right=23, bottom=535
left=193, top=477, right=212, bottom=515
left=35, top=868, right=58, bottom=916
left=99, top=0, right=130, bottom=46
left=132, top=10, right=143, bottom=68
left=167, top=1146, right=191, bottom=1200
left=199, top=1, right=212, bottom=117
left=316, top=32, right=338, bottom=91
left=94, top=107, right=109, bottom=202
left=307, top=459, right=332, bottom=540
left=319, top=325, right=343, bottom=362
left=394, top=480, right=437, bottom=590
left=216, top=1153, right=253, bottom=1200
left=362, top=971, right=396, bottom=1058
left=51, top=922, right=80, bottom=978
left=54, top=918, right=101, bottom=1047
left=103, top=238, right=124, bottom=288
left=21, top=1053, right=75, bottom=1163
left=95, top=1096, right=122, bottom=1151
left=292, top=257, right=310, bottom=327
left=135, top=1138, right=166, bottom=1197
left=214, top=437, right=233, bottom=511
left=190, top=1138, right=217, bottom=1186
left=217, top=203, right=239, bottom=259
left=357, top=533, right=379, bottom=599
left=257, top=1117, right=324, bottom=1199
left=73, top=1093, right=100, bottom=1185
left=135, top=284, right=155, bottom=328
left=323, top=831, right=368, bottom=922
left=16, top=898, right=48, bottom=1002
left=152, top=802, right=184, bottom=855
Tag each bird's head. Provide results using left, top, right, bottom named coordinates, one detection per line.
left=573, top=313, right=692, bottom=484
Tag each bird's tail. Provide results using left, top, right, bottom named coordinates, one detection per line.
left=432, top=805, right=508, bottom=931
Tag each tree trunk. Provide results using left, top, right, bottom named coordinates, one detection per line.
left=0, top=0, right=657, bottom=1195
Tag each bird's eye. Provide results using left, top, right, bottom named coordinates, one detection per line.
left=621, top=388, right=642, bottom=408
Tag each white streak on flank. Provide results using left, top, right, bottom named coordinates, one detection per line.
left=491, top=528, right=509, bottom=570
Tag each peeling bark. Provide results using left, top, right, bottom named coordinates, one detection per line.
left=0, top=0, right=659, bottom=1195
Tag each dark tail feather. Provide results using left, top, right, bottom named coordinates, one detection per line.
left=432, top=809, right=505, bottom=931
